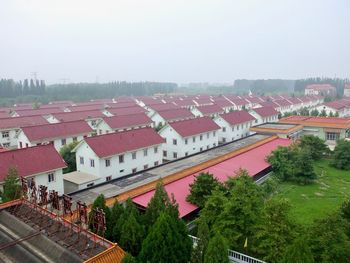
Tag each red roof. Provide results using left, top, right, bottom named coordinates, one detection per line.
left=133, top=137, right=292, bottom=217
left=13, top=108, right=64, bottom=117
left=68, top=104, right=106, bottom=112
left=157, top=108, right=194, bottom=121
left=195, top=104, right=224, bottom=115
left=103, top=113, right=153, bottom=130
left=281, top=115, right=350, bottom=125
left=52, top=110, right=105, bottom=122
left=168, top=116, right=220, bottom=137
left=306, top=84, right=336, bottom=91
left=149, top=103, right=180, bottom=111
left=0, top=116, right=48, bottom=130
left=83, top=127, right=165, bottom=158
left=252, top=106, right=279, bottom=117
left=220, top=111, right=255, bottom=125
left=0, top=144, right=67, bottom=181
left=274, top=99, right=292, bottom=107
left=107, top=107, right=146, bottom=116
left=21, top=120, right=93, bottom=142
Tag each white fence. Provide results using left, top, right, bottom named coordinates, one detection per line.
left=189, top=235, right=266, bottom=263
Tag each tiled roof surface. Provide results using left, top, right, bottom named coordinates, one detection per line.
left=84, top=127, right=165, bottom=158
left=168, top=116, right=220, bottom=137
left=103, top=113, right=152, bottom=129
left=220, top=111, right=255, bottom=125
left=0, top=144, right=66, bottom=181
left=0, top=116, right=48, bottom=130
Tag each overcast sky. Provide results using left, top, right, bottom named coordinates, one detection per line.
left=0, top=0, right=349, bottom=84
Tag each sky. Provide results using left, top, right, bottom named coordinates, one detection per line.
left=0, top=0, right=349, bottom=84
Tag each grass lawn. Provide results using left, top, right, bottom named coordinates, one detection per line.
left=273, top=160, right=350, bottom=226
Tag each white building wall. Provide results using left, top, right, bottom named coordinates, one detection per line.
left=17, top=131, right=85, bottom=152
left=159, top=126, right=219, bottom=161
left=34, top=169, right=64, bottom=195
left=0, top=128, right=19, bottom=148
left=213, top=117, right=253, bottom=143
left=75, top=142, right=163, bottom=182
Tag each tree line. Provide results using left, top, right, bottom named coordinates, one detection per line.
left=186, top=135, right=350, bottom=262
left=294, top=77, right=349, bottom=97
left=0, top=78, right=46, bottom=98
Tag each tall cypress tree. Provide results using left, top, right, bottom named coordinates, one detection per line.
left=203, top=233, right=229, bottom=263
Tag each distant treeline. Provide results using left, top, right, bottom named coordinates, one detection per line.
left=0, top=79, right=46, bottom=98
left=233, top=79, right=295, bottom=95
left=0, top=80, right=177, bottom=106
left=294, top=77, right=349, bottom=97
left=47, top=81, right=177, bottom=101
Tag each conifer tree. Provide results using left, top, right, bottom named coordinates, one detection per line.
left=2, top=167, right=22, bottom=202
left=203, top=233, right=229, bottom=263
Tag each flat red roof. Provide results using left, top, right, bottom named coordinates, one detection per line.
left=133, top=137, right=291, bottom=218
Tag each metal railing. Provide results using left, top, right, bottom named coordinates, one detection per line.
left=189, top=235, right=266, bottom=263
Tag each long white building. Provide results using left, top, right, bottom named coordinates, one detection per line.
left=213, top=111, right=256, bottom=143
left=158, top=116, right=220, bottom=161
left=73, top=127, right=165, bottom=184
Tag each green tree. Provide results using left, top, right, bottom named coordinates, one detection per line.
left=310, top=109, right=319, bottom=116
left=299, top=135, right=328, bottom=160
left=119, top=211, right=144, bottom=256
left=113, top=199, right=140, bottom=242
left=109, top=201, right=124, bottom=241
left=2, top=167, right=22, bottom=202
left=309, top=213, right=350, bottom=262
left=293, top=148, right=317, bottom=184
left=190, top=220, right=210, bottom=263
left=138, top=212, right=192, bottom=263
left=203, top=233, right=229, bottom=263
left=200, top=190, right=227, bottom=229
left=213, top=174, right=264, bottom=251
left=121, top=253, right=137, bottom=263
left=253, top=199, right=296, bottom=262
left=281, top=237, right=314, bottom=263
left=143, top=182, right=178, bottom=228
left=319, top=109, right=327, bottom=117
left=59, top=141, right=79, bottom=173
left=187, top=172, right=222, bottom=208
left=268, top=146, right=294, bottom=181
left=331, top=139, right=350, bottom=170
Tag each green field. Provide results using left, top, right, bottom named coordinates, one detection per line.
left=273, top=160, right=350, bottom=226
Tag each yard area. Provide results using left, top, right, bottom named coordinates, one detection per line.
left=273, top=160, right=350, bottom=225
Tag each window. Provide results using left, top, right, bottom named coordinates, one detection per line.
left=90, top=159, right=95, bottom=167
left=132, top=168, right=137, bottom=173
left=185, top=138, right=188, bottom=145
left=207, top=133, right=209, bottom=139
left=154, top=146, right=158, bottom=153
left=192, top=136, right=196, bottom=143
left=213, top=143, right=216, bottom=147
left=237, top=125, right=240, bottom=130
left=73, top=137, right=77, bottom=142
left=119, top=169, right=124, bottom=173
left=173, top=152, right=178, bottom=158
left=119, top=155, right=124, bottom=163
left=163, top=150, right=167, bottom=157
left=154, top=161, right=159, bottom=166
left=173, top=139, right=177, bottom=145
left=200, top=135, right=203, bottom=140
left=326, top=132, right=339, bottom=141
left=2, top=143, right=10, bottom=147
left=61, top=138, right=66, bottom=146
left=2, top=131, right=9, bottom=138
left=106, top=176, right=112, bottom=182
left=87, top=183, right=94, bottom=188
left=207, top=145, right=209, bottom=149
left=200, top=147, right=203, bottom=151
left=185, top=152, right=188, bottom=156
left=144, top=164, right=149, bottom=170
left=19, top=142, right=23, bottom=148
left=223, top=138, right=226, bottom=143
left=91, top=120, right=97, bottom=126
left=213, top=131, right=216, bottom=136
left=105, top=159, right=111, bottom=167
left=222, top=127, right=226, bottom=132
left=144, top=148, right=148, bottom=156
left=132, top=152, right=137, bottom=160
left=80, top=156, right=84, bottom=165
left=48, top=173, right=55, bottom=183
